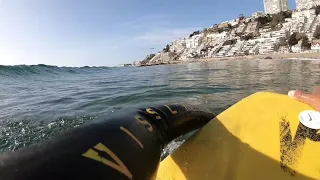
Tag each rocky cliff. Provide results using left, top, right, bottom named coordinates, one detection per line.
left=136, top=7, right=320, bottom=66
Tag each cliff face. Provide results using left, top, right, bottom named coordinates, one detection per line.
left=136, top=8, right=320, bottom=66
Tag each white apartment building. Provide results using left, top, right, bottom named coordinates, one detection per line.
left=264, top=0, right=289, bottom=14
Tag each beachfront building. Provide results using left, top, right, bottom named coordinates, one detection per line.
left=296, top=0, right=320, bottom=10
left=292, top=44, right=302, bottom=52
left=264, top=0, right=289, bottom=14
left=311, top=40, right=320, bottom=51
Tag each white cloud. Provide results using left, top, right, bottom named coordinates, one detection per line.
left=117, top=14, right=172, bottom=29
left=118, top=14, right=201, bottom=45
left=134, top=27, right=200, bottom=45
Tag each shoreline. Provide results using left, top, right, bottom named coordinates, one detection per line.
left=198, top=52, right=320, bottom=62
left=137, top=52, right=320, bottom=67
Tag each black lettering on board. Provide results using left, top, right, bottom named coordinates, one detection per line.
left=279, top=117, right=320, bottom=176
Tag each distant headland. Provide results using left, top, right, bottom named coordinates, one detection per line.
left=134, top=0, right=320, bottom=66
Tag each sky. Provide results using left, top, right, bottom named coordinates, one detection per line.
left=0, top=0, right=296, bottom=67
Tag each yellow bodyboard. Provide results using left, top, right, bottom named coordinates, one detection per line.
left=157, top=92, right=320, bottom=180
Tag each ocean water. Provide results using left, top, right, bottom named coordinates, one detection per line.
left=0, top=59, right=320, bottom=153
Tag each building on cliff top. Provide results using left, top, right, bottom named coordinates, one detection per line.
left=296, top=0, right=320, bottom=10
left=252, top=12, right=265, bottom=18
left=264, top=0, right=289, bottom=14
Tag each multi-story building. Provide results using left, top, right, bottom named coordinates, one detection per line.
left=296, top=0, right=320, bottom=10
left=264, top=0, right=289, bottom=14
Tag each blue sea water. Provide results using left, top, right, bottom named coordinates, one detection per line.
left=0, top=59, right=320, bottom=152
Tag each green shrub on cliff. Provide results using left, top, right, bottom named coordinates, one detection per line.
left=301, top=37, right=311, bottom=49
left=312, top=5, right=320, bottom=15
left=223, top=39, right=237, bottom=46
left=163, top=44, right=170, bottom=52
left=288, top=32, right=300, bottom=46
left=271, top=11, right=292, bottom=29
left=256, top=11, right=291, bottom=29
left=288, top=32, right=310, bottom=49
left=140, top=54, right=156, bottom=65
left=256, top=15, right=272, bottom=28
left=314, top=25, right=320, bottom=39
left=189, top=31, right=200, bottom=37
left=240, top=33, right=255, bottom=40
left=235, top=32, right=244, bottom=37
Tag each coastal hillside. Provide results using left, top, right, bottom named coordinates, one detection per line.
left=135, top=7, right=320, bottom=66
